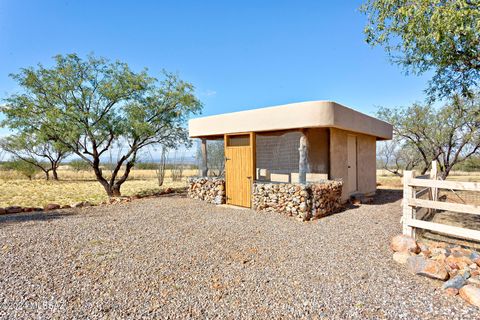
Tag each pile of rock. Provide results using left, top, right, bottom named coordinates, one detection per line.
left=187, top=177, right=226, bottom=205
left=252, top=181, right=343, bottom=221
left=253, top=183, right=312, bottom=220
left=391, top=234, right=480, bottom=307
left=310, top=180, right=343, bottom=218
left=0, top=204, right=63, bottom=214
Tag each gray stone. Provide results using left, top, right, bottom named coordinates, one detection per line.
left=470, top=251, right=480, bottom=260
left=442, top=274, right=467, bottom=290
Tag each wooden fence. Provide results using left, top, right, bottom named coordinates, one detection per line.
left=402, top=161, right=480, bottom=241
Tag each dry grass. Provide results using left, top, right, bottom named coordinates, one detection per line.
left=0, top=167, right=197, bottom=181
left=376, top=169, right=480, bottom=189
left=0, top=168, right=196, bottom=208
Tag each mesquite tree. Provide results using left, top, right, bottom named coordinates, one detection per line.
left=377, top=95, right=480, bottom=179
left=1, top=54, right=202, bottom=196
left=0, top=133, right=69, bottom=180
left=377, top=139, right=422, bottom=177
left=362, top=0, right=480, bottom=100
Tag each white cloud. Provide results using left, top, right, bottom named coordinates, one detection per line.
left=203, top=89, right=217, bottom=97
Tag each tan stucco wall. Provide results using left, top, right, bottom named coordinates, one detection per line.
left=307, top=128, right=329, bottom=173
left=329, top=128, right=377, bottom=201
left=329, top=128, right=348, bottom=200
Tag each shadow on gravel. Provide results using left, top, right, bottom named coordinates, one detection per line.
left=373, top=188, right=403, bottom=205
left=0, top=210, right=77, bottom=227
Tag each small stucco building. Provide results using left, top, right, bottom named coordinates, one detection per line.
left=189, top=101, right=393, bottom=208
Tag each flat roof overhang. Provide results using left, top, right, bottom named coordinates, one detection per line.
left=189, top=100, right=393, bottom=140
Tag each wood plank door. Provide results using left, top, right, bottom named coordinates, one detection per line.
left=225, top=133, right=254, bottom=207
left=347, top=135, right=358, bottom=194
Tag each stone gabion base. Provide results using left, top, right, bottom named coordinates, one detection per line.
left=253, top=183, right=312, bottom=220
left=188, top=177, right=343, bottom=220
left=188, top=177, right=226, bottom=205
left=253, top=181, right=343, bottom=221
left=310, top=181, right=343, bottom=218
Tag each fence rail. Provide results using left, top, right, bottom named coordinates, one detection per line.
left=402, top=161, right=480, bottom=242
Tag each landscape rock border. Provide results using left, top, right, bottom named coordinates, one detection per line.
left=0, top=187, right=179, bottom=215
left=391, top=234, right=480, bottom=308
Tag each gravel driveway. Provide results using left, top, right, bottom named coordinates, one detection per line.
left=0, top=190, right=477, bottom=319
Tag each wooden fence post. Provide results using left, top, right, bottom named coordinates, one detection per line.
left=430, top=160, right=438, bottom=201
left=402, top=170, right=416, bottom=238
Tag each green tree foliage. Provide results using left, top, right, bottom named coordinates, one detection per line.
left=0, top=133, right=69, bottom=180
left=361, top=0, right=480, bottom=99
left=377, top=94, right=480, bottom=178
left=1, top=54, right=202, bottom=196
left=3, top=158, right=41, bottom=180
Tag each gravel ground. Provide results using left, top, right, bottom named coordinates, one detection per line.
left=0, top=190, right=478, bottom=319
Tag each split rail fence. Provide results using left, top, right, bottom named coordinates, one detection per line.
left=402, top=161, right=480, bottom=241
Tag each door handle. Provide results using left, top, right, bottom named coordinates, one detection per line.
left=247, top=176, right=252, bottom=179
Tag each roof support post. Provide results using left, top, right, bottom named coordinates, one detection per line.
left=299, top=130, right=308, bottom=184
left=200, top=138, right=208, bottom=177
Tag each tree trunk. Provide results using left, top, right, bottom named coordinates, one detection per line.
left=101, top=181, right=124, bottom=197
left=91, top=157, right=114, bottom=196
left=111, top=185, right=122, bottom=197
left=440, top=166, right=451, bottom=180
left=107, top=154, right=137, bottom=197
left=44, top=170, right=50, bottom=180
left=52, top=168, right=59, bottom=180
left=100, top=183, right=122, bottom=197
left=90, top=152, right=136, bottom=198
left=420, top=164, right=429, bottom=175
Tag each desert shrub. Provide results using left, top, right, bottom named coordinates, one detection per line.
left=135, top=162, right=158, bottom=170
left=170, top=152, right=185, bottom=182
left=69, top=159, right=91, bottom=172
left=155, top=148, right=168, bottom=186
left=454, top=157, right=480, bottom=172
left=3, top=158, right=41, bottom=180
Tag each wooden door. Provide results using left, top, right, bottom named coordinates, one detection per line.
left=347, top=135, right=358, bottom=194
left=225, top=133, right=254, bottom=207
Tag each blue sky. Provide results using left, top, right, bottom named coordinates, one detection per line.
left=0, top=0, right=431, bottom=141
